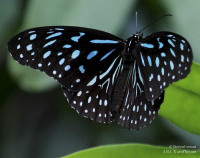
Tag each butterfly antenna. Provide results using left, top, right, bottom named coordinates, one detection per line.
left=139, top=14, right=172, bottom=33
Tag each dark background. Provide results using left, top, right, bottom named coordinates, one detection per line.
left=1, top=0, right=200, bottom=157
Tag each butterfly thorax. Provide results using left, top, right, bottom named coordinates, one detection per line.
left=122, top=32, right=143, bottom=66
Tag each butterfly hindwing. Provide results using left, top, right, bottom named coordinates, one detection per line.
left=137, top=32, right=193, bottom=100
left=7, top=26, right=124, bottom=91
left=61, top=56, right=123, bottom=124
left=117, top=61, right=164, bottom=130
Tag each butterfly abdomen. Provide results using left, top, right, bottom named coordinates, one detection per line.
left=111, top=67, right=130, bottom=114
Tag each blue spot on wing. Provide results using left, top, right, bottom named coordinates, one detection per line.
left=168, top=39, right=175, bottom=47
left=65, top=65, right=70, bottom=71
left=79, top=65, right=85, bottom=73
left=100, top=49, right=115, bottom=61
left=180, top=43, right=184, bottom=50
left=46, top=32, right=62, bottom=39
left=26, top=44, right=32, bottom=51
left=155, top=57, right=160, bottom=67
left=90, top=40, right=118, bottom=44
left=59, top=58, right=65, bottom=65
left=147, top=56, right=152, bottom=66
left=43, top=39, right=56, bottom=48
left=87, top=50, right=98, bottom=60
left=71, top=50, right=80, bottom=59
left=170, top=48, right=176, bottom=57
left=181, top=55, right=184, bottom=62
left=30, top=34, right=37, bottom=40
left=63, top=44, right=71, bottom=48
left=157, top=38, right=163, bottom=49
left=43, top=51, right=51, bottom=59
left=140, top=52, right=145, bottom=66
left=140, top=43, right=154, bottom=48
left=71, top=36, right=80, bottom=42
left=161, top=52, right=166, bottom=57
left=170, top=61, right=174, bottom=70
left=71, top=32, right=85, bottom=42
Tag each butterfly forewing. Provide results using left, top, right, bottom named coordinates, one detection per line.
left=137, top=32, right=193, bottom=100
left=7, top=26, right=124, bottom=91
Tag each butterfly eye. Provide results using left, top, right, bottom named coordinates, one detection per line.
left=7, top=25, right=192, bottom=130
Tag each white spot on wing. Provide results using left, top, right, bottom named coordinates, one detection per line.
left=38, top=63, right=42, bottom=67
left=20, top=54, right=23, bottom=58
left=133, top=105, right=136, bottom=111
left=77, top=91, right=82, bottom=96
left=149, top=74, right=153, bottom=81
left=65, top=65, right=70, bottom=71
left=140, top=52, right=145, bottom=66
left=88, top=96, right=91, bottom=103
left=17, top=44, right=20, bottom=49
left=53, top=70, right=57, bottom=75
left=157, top=75, right=161, bottom=81
left=87, top=76, right=97, bottom=86
left=99, top=56, right=119, bottom=79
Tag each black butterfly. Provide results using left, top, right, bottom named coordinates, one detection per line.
left=7, top=25, right=192, bottom=130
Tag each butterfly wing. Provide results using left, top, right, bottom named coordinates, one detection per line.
left=117, top=61, right=164, bottom=130
left=61, top=57, right=123, bottom=124
left=7, top=26, right=125, bottom=91
left=137, top=32, right=193, bottom=100
left=8, top=26, right=127, bottom=124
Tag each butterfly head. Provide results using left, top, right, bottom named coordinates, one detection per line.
left=134, top=31, right=143, bottom=42
left=124, top=32, right=144, bottom=59
left=127, top=32, right=143, bottom=45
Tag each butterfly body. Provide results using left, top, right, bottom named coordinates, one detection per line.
left=7, top=26, right=192, bottom=130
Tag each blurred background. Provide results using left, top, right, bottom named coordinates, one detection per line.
left=1, top=0, right=200, bottom=157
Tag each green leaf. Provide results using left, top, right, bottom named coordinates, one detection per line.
left=160, top=62, right=200, bottom=135
left=62, top=144, right=200, bottom=158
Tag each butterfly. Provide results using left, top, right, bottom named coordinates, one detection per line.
left=7, top=24, right=193, bottom=130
